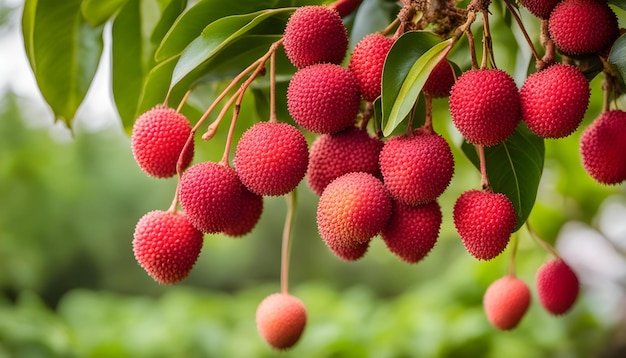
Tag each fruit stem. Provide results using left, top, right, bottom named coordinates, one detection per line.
left=478, top=144, right=491, bottom=191
left=176, top=90, right=192, bottom=113
left=381, top=18, right=400, bottom=37
left=281, top=190, right=297, bottom=294
left=502, top=0, right=545, bottom=69
left=328, top=0, right=363, bottom=18
left=423, top=93, right=434, bottom=134
left=526, top=222, right=561, bottom=259
left=466, top=26, right=479, bottom=70
left=269, top=50, right=278, bottom=124
left=220, top=86, right=246, bottom=166
left=481, top=10, right=497, bottom=70
left=507, top=231, right=519, bottom=277
left=539, top=20, right=555, bottom=68
left=360, top=102, right=374, bottom=130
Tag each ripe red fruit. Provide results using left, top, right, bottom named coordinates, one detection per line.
left=348, top=33, right=395, bottom=102
left=379, top=129, right=454, bottom=205
left=283, top=6, right=348, bottom=68
left=326, top=240, right=370, bottom=261
left=287, top=63, right=361, bottom=134
left=520, top=0, right=560, bottom=19
left=449, top=69, right=521, bottom=146
left=453, top=190, right=517, bottom=260
left=178, top=162, right=243, bottom=233
left=382, top=200, right=442, bottom=263
left=131, top=106, right=194, bottom=178
left=483, top=276, right=531, bottom=330
left=256, top=293, right=307, bottom=350
left=222, top=187, right=263, bottom=237
left=423, top=59, right=456, bottom=98
left=536, top=258, right=580, bottom=315
left=317, top=172, right=392, bottom=251
left=307, top=127, right=384, bottom=196
left=132, top=210, right=204, bottom=284
left=520, top=64, right=590, bottom=138
left=549, top=0, right=619, bottom=55
left=234, top=122, right=309, bottom=196
left=580, top=110, right=626, bottom=185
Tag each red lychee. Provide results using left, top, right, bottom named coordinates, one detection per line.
left=449, top=69, right=521, bottom=146
left=234, top=122, right=309, bottom=196
left=256, top=293, right=307, bottom=350
left=483, top=276, right=531, bottom=330
left=382, top=200, right=442, bottom=264
left=178, top=162, right=243, bottom=233
left=423, top=59, right=456, bottom=98
left=549, top=0, right=619, bottom=55
left=317, top=172, right=392, bottom=251
left=453, top=190, right=517, bottom=260
left=132, top=210, right=204, bottom=284
left=283, top=6, right=348, bottom=68
left=326, top=240, right=370, bottom=261
left=348, top=33, right=395, bottom=102
left=379, top=129, right=454, bottom=205
left=287, top=63, right=361, bottom=134
left=520, top=64, right=590, bottom=139
left=520, top=0, right=561, bottom=19
left=131, top=106, right=194, bottom=178
left=222, top=187, right=263, bottom=237
left=536, top=258, right=579, bottom=315
left=307, top=126, right=384, bottom=196
left=580, top=110, right=626, bottom=185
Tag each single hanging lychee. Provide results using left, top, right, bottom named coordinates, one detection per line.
left=483, top=275, right=531, bottom=330
left=256, top=293, right=307, bottom=350
left=348, top=33, right=395, bottom=102
left=580, top=110, right=626, bottom=185
left=536, top=258, right=579, bottom=315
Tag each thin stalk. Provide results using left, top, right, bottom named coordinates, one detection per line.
left=176, top=90, right=192, bottom=113
left=269, top=50, right=277, bottom=123
left=478, top=144, right=491, bottom=191
left=423, top=93, right=434, bottom=134
left=526, top=222, right=561, bottom=258
left=503, top=0, right=543, bottom=67
left=281, top=190, right=297, bottom=294
left=507, top=232, right=519, bottom=276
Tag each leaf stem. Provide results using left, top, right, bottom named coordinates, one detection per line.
left=281, top=190, right=297, bottom=294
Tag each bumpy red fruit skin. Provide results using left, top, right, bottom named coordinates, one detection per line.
left=520, top=0, right=561, bottom=19
left=382, top=200, right=442, bottom=263
left=234, top=122, right=309, bottom=196
left=453, top=190, right=517, bottom=260
left=133, top=210, right=203, bottom=284
left=379, top=129, right=454, bottom=205
left=178, top=162, right=243, bottom=233
left=449, top=69, right=521, bottom=146
left=348, top=34, right=395, bottom=102
left=483, top=276, right=531, bottom=330
left=536, top=259, right=579, bottom=315
left=131, top=106, right=194, bottom=178
left=521, top=64, right=590, bottom=138
left=307, top=127, right=384, bottom=196
left=423, top=59, right=456, bottom=98
left=327, top=240, right=370, bottom=261
left=317, top=172, right=392, bottom=251
left=222, top=187, right=263, bottom=237
left=283, top=6, right=348, bottom=68
left=580, top=111, right=626, bottom=185
left=256, top=293, right=307, bottom=350
left=287, top=63, right=361, bottom=134
left=549, top=0, right=619, bottom=55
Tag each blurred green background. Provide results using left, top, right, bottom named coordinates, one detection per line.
left=2, top=0, right=626, bottom=357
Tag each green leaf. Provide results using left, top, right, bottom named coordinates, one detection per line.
left=461, top=123, right=545, bottom=231
left=608, top=0, right=626, bottom=11
left=381, top=31, right=452, bottom=136
left=81, top=0, right=129, bottom=26
left=21, top=0, right=104, bottom=127
left=608, top=33, right=626, bottom=82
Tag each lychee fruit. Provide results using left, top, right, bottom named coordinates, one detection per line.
left=178, top=162, right=243, bottom=233
left=256, top=293, right=307, bottom=350
left=549, top=0, right=619, bottom=55
left=234, top=122, right=309, bottom=196
left=132, top=210, right=204, bottom=284
left=222, top=187, right=263, bottom=237
left=326, top=240, right=370, bottom=261
left=483, top=276, right=531, bottom=330
left=520, top=64, right=590, bottom=139
left=520, top=0, right=561, bottom=19
left=379, top=129, right=454, bottom=205
left=449, top=69, right=521, bottom=146
left=287, top=63, right=361, bottom=134
left=131, top=106, right=194, bottom=178
left=382, top=200, right=442, bottom=264
left=307, top=126, right=384, bottom=196
left=453, top=190, right=517, bottom=260
left=580, top=110, right=626, bottom=185
left=348, top=33, right=395, bottom=102
left=536, top=258, right=579, bottom=315
left=283, top=6, right=348, bottom=68
left=317, top=172, right=392, bottom=251
left=423, top=59, right=456, bottom=98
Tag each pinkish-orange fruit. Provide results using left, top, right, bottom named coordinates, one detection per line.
left=222, top=187, right=263, bottom=237
left=348, top=33, right=395, bottom=102
left=132, top=210, right=203, bottom=284
left=307, top=126, right=384, bottom=196
left=423, top=59, right=456, bottom=98
left=234, top=122, right=309, bottom=196
left=520, top=0, right=561, bottom=19
left=382, top=200, right=442, bottom=264
left=580, top=110, right=626, bottom=185
left=453, top=190, right=517, bottom=260
left=536, top=258, right=579, bottom=315
left=131, top=106, right=194, bottom=178
left=256, top=293, right=307, bottom=350
left=287, top=63, right=361, bottom=134
left=449, top=69, right=521, bottom=146
left=483, top=276, right=531, bottom=330
left=283, top=6, right=348, bottom=68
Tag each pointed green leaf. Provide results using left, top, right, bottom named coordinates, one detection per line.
left=608, top=33, right=626, bottom=82
left=461, top=123, right=545, bottom=231
left=381, top=31, right=452, bottom=136
left=81, top=0, right=129, bottom=26
left=608, top=0, right=626, bottom=11
left=21, top=0, right=104, bottom=127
